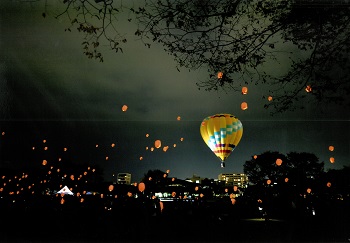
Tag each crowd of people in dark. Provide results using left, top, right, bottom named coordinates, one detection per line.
left=0, top=181, right=349, bottom=242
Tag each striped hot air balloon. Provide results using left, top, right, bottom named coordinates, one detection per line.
left=200, top=113, right=243, bottom=168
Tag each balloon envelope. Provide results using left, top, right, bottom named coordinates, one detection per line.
left=200, top=114, right=243, bottom=167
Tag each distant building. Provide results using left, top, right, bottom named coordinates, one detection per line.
left=186, top=174, right=202, bottom=184
left=117, top=173, right=131, bottom=185
left=218, top=173, right=249, bottom=188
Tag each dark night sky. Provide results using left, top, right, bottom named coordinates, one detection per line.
left=0, top=1, right=349, bottom=182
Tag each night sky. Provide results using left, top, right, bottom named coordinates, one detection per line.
left=0, top=1, right=349, bottom=182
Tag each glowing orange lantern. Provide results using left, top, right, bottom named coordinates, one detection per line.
left=330, top=157, right=335, bottom=163
left=284, top=178, right=289, bottom=183
left=241, top=86, right=248, bottom=94
left=306, top=188, right=311, bottom=194
left=276, top=158, right=282, bottom=166
left=328, top=145, right=334, bottom=152
left=267, top=179, right=271, bottom=185
left=305, top=85, right=312, bottom=93
left=138, top=182, right=145, bottom=192
left=163, top=146, right=169, bottom=152
left=253, top=155, right=258, bottom=159
left=108, top=185, right=114, bottom=192
left=177, top=116, right=181, bottom=121
left=154, top=140, right=161, bottom=149
left=42, top=160, right=47, bottom=166
left=217, top=71, right=223, bottom=79
left=327, top=182, right=331, bottom=187
left=241, top=102, right=248, bottom=110
left=122, top=105, right=128, bottom=111
left=111, top=143, right=115, bottom=147
left=268, top=96, right=273, bottom=101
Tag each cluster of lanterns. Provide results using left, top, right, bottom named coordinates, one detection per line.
left=216, top=72, right=314, bottom=111
left=120, top=104, right=185, bottom=162
left=328, top=145, right=335, bottom=163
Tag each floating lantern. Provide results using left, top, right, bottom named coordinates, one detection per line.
left=305, top=85, right=312, bottom=93
left=276, top=158, right=282, bottom=166
left=122, top=105, right=128, bottom=111
left=330, top=157, right=335, bottom=163
left=241, top=102, right=248, bottom=110
left=285, top=178, right=289, bottom=183
left=306, top=188, right=312, bottom=194
left=108, top=185, right=114, bottom=192
left=327, top=182, right=331, bottom=188
left=177, top=116, right=181, bottom=121
left=138, top=182, right=145, bottom=192
left=267, top=179, right=271, bottom=185
left=328, top=145, right=334, bottom=151
left=268, top=96, right=273, bottom=101
left=241, top=86, right=248, bottom=95
left=163, top=146, right=169, bottom=152
left=42, top=160, right=47, bottom=166
left=154, top=140, right=161, bottom=149
left=217, top=71, right=223, bottom=79
left=253, top=155, right=258, bottom=159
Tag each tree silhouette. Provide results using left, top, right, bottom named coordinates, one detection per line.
left=243, top=151, right=324, bottom=192
left=37, top=0, right=350, bottom=114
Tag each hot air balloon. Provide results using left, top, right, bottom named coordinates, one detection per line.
left=200, top=113, right=243, bottom=168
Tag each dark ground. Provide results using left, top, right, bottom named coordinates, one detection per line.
left=0, top=199, right=349, bottom=243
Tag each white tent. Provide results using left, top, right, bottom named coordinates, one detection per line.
left=57, top=185, right=74, bottom=195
